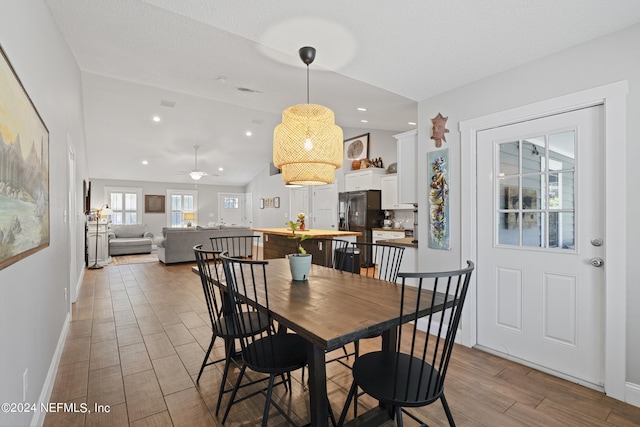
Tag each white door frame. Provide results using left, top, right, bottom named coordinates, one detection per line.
left=459, top=81, right=628, bottom=401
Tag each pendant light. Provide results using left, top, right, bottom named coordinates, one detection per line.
left=273, top=46, right=343, bottom=186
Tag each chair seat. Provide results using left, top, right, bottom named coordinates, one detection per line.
left=213, top=311, right=269, bottom=339
left=353, top=351, right=442, bottom=407
left=243, top=333, right=308, bottom=374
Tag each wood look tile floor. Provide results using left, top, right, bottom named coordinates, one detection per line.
left=44, top=259, right=640, bottom=427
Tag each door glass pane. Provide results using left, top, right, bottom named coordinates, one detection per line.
left=548, top=172, right=574, bottom=209
left=499, top=177, right=519, bottom=209
left=522, top=175, right=543, bottom=210
left=522, top=137, right=545, bottom=174
left=499, top=141, right=519, bottom=176
left=549, top=131, right=575, bottom=171
left=522, top=212, right=543, bottom=248
left=498, top=212, right=519, bottom=245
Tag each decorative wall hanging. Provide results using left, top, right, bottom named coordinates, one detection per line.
left=274, top=197, right=280, bottom=208
left=428, top=149, right=450, bottom=250
left=345, top=133, right=369, bottom=161
left=260, top=198, right=264, bottom=209
left=144, top=194, right=165, bottom=213
left=430, top=113, right=449, bottom=147
left=0, top=44, right=50, bottom=270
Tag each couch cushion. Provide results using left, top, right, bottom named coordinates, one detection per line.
left=111, top=224, right=147, bottom=238
left=109, top=237, right=152, bottom=248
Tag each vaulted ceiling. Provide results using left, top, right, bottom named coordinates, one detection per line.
left=44, top=0, right=640, bottom=185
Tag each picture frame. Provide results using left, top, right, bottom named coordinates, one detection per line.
left=344, top=133, right=369, bottom=161
left=260, top=198, right=264, bottom=209
left=144, top=194, right=165, bottom=213
left=0, top=44, right=50, bottom=271
left=428, top=149, right=450, bottom=250
left=274, top=197, right=280, bottom=208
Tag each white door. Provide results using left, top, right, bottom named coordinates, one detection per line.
left=312, top=184, right=338, bottom=230
left=289, top=187, right=309, bottom=225
left=218, top=193, right=244, bottom=225
left=243, top=193, right=253, bottom=227
left=476, top=106, right=605, bottom=388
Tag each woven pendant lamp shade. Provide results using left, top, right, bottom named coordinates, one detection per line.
left=273, top=103, right=343, bottom=185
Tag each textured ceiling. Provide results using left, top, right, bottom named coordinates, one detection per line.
left=45, top=0, right=640, bottom=185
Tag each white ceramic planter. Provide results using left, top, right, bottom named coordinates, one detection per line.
left=288, top=253, right=312, bottom=281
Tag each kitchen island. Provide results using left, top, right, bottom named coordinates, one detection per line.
left=252, top=228, right=361, bottom=266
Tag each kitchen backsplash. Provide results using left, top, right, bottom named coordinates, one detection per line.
left=387, top=209, right=414, bottom=230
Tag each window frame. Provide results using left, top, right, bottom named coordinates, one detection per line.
left=166, top=189, right=198, bottom=228
left=104, top=186, right=143, bottom=225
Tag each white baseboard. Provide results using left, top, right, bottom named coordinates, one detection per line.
left=72, top=268, right=85, bottom=303
left=31, top=312, right=71, bottom=427
left=626, top=382, right=640, bottom=408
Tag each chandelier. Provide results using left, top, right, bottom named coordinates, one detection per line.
left=273, top=47, right=343, bottom=186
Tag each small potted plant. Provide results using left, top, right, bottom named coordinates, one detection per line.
left=286, top=215, right=312, bottom=281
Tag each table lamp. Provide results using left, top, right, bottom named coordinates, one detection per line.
left=88, top=204, right=113, bottom=270
left=184, top=212, right=195, bottom=227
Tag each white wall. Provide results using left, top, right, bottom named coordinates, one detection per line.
left=0, top=1, right=89, bottom=426
left=415, top=24, right=640, bottom=386
left=89, top=178, right=246, bottom=237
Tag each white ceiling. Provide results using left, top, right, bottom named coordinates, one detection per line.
left=44, top=0, right=640, bottom=186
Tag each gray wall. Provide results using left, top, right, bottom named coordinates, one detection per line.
left=0, top=1, right=89, bottom=426
left=415, top=24, right=640, bottom=385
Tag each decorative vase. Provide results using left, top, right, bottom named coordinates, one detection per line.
left=289, top=253, right=312, bottom=281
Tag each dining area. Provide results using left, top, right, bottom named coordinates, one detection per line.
left=191, top=236, right=474, bottom=427
left=43, top=236, right=640, bottom=427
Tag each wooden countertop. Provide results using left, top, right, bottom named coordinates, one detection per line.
left=378, top=237, right=418, bottom=248
left=251, top=227, right=361, bottom=238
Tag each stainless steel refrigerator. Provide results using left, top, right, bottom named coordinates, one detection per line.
left=338, top=190, right=383, bottom=267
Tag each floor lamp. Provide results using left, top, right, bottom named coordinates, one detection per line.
left=88, top=205, right=113, bottom=270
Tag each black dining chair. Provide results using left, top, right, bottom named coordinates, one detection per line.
left=192, top=245, right=271, bottom=417
left=301, top=238, right=350, bottom=270
left=337, top=261, right=475, bottom=427
left=210, top=235, right=261, bottom=260
left=347, top=241, right=406, bottom=415
left=219, top=254, right=310, bottom=426
left=348, top=241, right=405, bottom=281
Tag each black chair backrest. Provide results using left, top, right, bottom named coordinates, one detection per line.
left=219, top=254, right=277, bottom=364
left=392, top=261, right=475, bottom=403
left=210, top=235, right=261, bottom=259
left=304, top=238, right=350, bottom=269
left=349, top=241, right=405, bottom=282
left=193, top=245, right=225, bottom=330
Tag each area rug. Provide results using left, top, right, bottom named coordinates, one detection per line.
left=111, top=252, right=159, bottom=265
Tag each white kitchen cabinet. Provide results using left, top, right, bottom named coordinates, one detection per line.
left=380, top=174, right=414, bottom=210
left=394, top=129, right=418, bottom=204
left=344, top=168, right=386, bottom=191
left=372, top=229, right=405, bottom=243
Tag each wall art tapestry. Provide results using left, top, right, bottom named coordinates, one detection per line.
left=0, top=45, right=50, bottom=270
left=428, top=149, right=449, bottom=250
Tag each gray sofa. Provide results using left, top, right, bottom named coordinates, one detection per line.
left=157, top=224, right=253, bottom=264
left=108, top=224, right=154, bottom=256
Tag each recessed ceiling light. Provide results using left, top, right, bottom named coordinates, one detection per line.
left=152, top=116, right=161, bottom=122
left=142, top=160, right=148, bottom=165
left=357, top=107, right=367, bottom=111
left=218, top=167, right=224, bottom=172
left=408, top=122, right=417, bottom=126
left=246, top=131, right=252, bottom=136
left=361, top=119, right=368, bottom=123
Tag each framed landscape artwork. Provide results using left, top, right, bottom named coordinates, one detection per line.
left=0, top=44, right=50, bottom=270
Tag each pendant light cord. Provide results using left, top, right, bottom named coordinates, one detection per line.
left=306, top=64, right=310, bottom=104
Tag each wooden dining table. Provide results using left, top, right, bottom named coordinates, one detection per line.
left=194, top=257, right=444, bottom=427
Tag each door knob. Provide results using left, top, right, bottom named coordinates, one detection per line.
left=590, top=257, right=604, bottom=267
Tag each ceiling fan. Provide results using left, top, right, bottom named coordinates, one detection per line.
left=179, top=145, right=217, bottom=180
